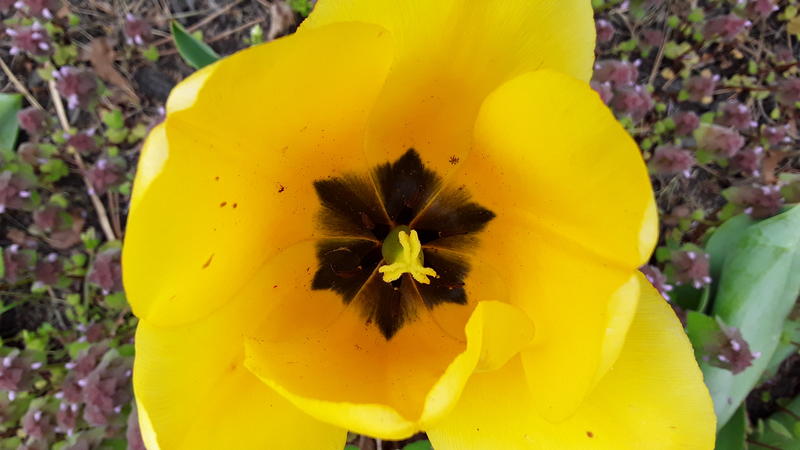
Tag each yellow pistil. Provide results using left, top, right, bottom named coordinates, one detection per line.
left=379, top=228, right=438, bottom=284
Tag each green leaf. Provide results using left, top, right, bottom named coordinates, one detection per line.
left=403, top=442, right=433, bottom=450
left=715, top=406, right=746, bottom=450
left=288, top=0, right=313, bottom=17
left=171, top=21, right=219, bottom=69
left=770, top=419, right=795, bottom=439
left=686, top=311, right=719, bottom=360
left=40, top=158, right=70, bottom=183
left=143, top=45, right=160, bottom=62
left=699, top=206, right=800, bottom=429
left=343, top=446, right=359, bottom=450
left=706, top=214, right=757, bottom=281
left=0, top=93, right=22, bottom=152
left=102, top=109, right=125, bottom=129
left=104, top=291, right=128, bottom=310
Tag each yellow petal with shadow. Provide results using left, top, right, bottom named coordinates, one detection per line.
left=426, top=273, right=715, bottom=450
left=302, top=0, right=595, bottom=181
left=243, top=241, right=533, bottom=439
left=428, top=69, right=657, bottom=421
left=123, top=22, right=394, bottom=327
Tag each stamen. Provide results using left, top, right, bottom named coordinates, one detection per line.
left=379, top=228, right=438, bottom=284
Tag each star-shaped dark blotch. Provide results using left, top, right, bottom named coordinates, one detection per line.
left=311, top=149, right=494, bottom=339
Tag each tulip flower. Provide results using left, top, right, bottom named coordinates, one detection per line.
left=123, top=1, right=715, bottom=448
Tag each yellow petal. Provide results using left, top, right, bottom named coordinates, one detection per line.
left=123, top=22, right=393, bottom=327
left=133, top=279, right=346, bottom=450
left=302, top=0, right=595, bottom=178
left=468, top=70, right=658, bottom=268
left=430, top=69, right=656, bottom=420
left=243, top=249, right=534, bottom=442
left=427, top=273, right=716, bottom=450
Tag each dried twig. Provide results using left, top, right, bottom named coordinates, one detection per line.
left=648, top=26, right=670, bottom=87
left=0, top=57, right=44, bottom=109
left=47, top=79, right=118, bottom=242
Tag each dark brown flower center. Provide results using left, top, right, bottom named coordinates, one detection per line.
left=311, top=149, right=494, bottom=339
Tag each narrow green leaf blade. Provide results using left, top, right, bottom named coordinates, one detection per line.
left=0, top=93, right=22, bottom=152
left=171, top=21, right=220, bottom=69
left=701, top=206, right=800, bottom=429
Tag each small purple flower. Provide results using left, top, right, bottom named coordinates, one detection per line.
left=34, top=252, right=62, bottom=285
left=17, top=107, right=47, bottom=135
left=649, top=145, right=695, bottom=178
left=15, top=0, right=59, bottom=18
left=776, top=78, right=800, bottom=107
left=730, top=184, right=784, bottom=219
left=88, top=248, right=123, bottom=292
left=640, top=265, right=674, bottom=301
left=696, top=124, right=745, bottom=157
left=32, top=203, right=63, bottom=232
left=86, top=156, right=127, bottom=194
left=716, top=101, right=756, bottom=131
left=593, top=59, right=639, bottom=86
left=2, top=245, right=32, bottom=284
left=22, top=408, right=54, bottom=441
left=82, top=355, right=133, bottom=427
left=673, top=111, right=700, bottom=136
left=703, top=14, right=751, bottom=41
left=684, top=74, right=719, bottom=102
left=0, top=170, right=35, bottom=213
left=702, top=323, right=758, bottom=374
left=763, top=125, right=791, bottom=147
left=53, top=67, right=98, bottom=110
left=56, top=402, right=79, bottom=436
left=610, top=85, right=653, bottom=120
left=67, top=130, right=98, bottom=154
left=0, top=351, right=32, bottom=391
left=641, top=28, right=665, bottom=47
left=595, top=19, right=615, bottom=44
left=746, top=0, right=779, bottom=19
left=590, top=80, right=614, bottom=105
left=123, top=14, right=152, bottom=46
left=6, top=22, right=51, bottom=56
left=85, top=323, right=106, bottom=343
left=671, top=250, right=712, bottom=290
left=732, top=146, right=764, bottom=177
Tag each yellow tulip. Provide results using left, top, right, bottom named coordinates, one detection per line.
left=122, top=1, right=716, bottom=448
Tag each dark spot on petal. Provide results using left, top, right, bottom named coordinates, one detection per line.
left=449, top=155, right=459, bottom=165
left=278, top=184, right=286, bottom=193
left=232, top=203, right=238, bottom=209
left=202, top=254, right=214, bottom=269
left=219, top=201, right=227, bottom=207
left=587, top=431, right=594, bottom=438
